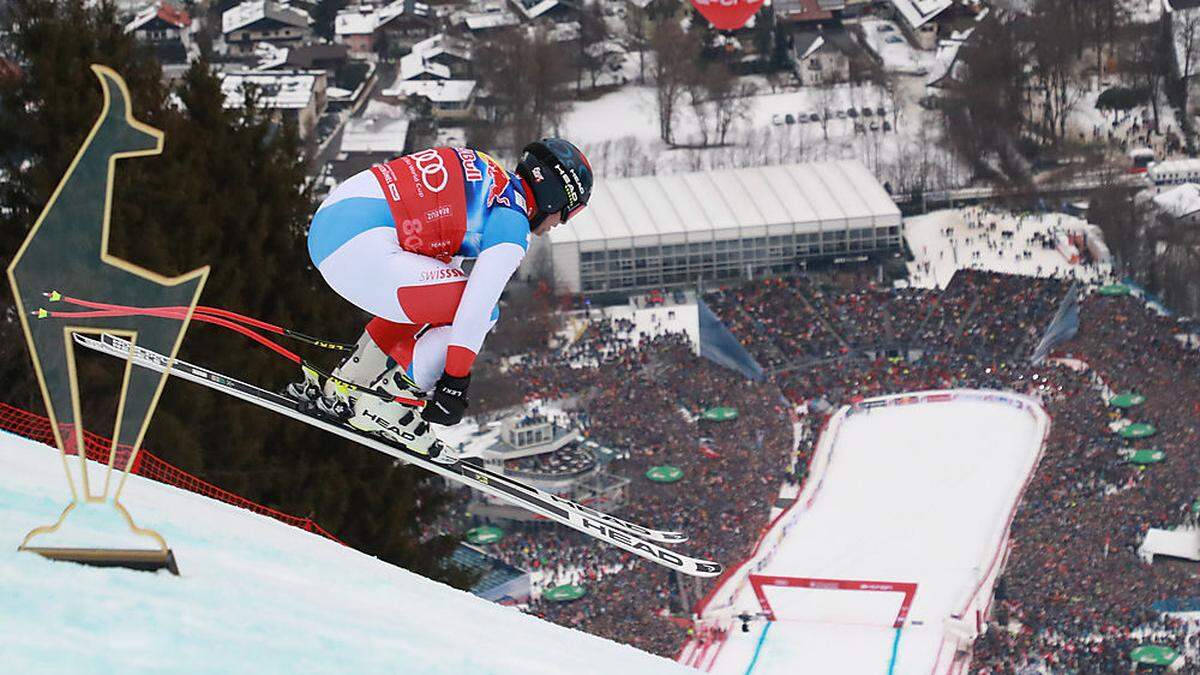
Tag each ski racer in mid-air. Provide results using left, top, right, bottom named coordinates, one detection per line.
left=288, top=139, right=593, bottom=458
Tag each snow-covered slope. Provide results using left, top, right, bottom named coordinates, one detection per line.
left=0, top=432, right=687, bottom=674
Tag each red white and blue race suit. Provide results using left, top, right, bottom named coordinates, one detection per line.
left=307, top=147, right=530, bottom=391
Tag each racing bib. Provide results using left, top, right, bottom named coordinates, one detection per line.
left=370, top=147, right=468, bottom=262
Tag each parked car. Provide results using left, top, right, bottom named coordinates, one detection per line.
left=847, top=108, right=859, bottom=118
left=876, top=24, right=894, bottom=32
left=885, top=35, right=904, bottom=44
left=772, top=113, right=783, bottom=125
left=785, top=113, right=795, bottom=124
left=853, top=123, right=865, bottom=134
left=869, top=122, right=879, bottom=131
left=810, top=112, right=821, bottom=122
left=836, top=110, right=846, bottom=119
left=799, top=113, right=810, bottom=123
left=876, top=106, right=886, bottom=117
left=882, top=120, right=892, bottom=131
left=862, top=107, right=873, bottom=117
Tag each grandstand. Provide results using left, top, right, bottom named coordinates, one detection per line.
left=451, top=543, right=532, bottom=603
left=533, top=161, right=902, bottom=295
left=461, top=410, right=630, bottom=521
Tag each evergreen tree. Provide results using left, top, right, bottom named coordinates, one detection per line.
left=312, top=0, right=348, bottom=42
left=0, top=0, right=475, bottom=588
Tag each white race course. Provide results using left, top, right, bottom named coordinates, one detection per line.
left=700, top=390, right=1048, bottom=675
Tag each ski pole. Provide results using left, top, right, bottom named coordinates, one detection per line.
left=36, top=305, right=305, bottom=363
left=43, top=291, right=355, bottom=352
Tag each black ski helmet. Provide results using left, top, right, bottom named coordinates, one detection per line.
left=516, top=138, right=593, bottom=230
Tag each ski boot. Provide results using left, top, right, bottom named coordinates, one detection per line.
left=346, top=365, right=453, bottom=462
left=286, top=329, right=392, bottom=416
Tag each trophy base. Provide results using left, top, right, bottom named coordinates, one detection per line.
left=20, top=546, right=179, bottom=575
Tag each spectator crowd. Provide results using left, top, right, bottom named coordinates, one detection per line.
left=450, top=265, right=1200, bottom=669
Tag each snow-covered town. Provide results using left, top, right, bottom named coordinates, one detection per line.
left=3, top=0, right=1200, bottom=672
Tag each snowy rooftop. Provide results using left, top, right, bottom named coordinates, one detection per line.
left=463, top=11, right=519, bottom=30
left=336, top=2, right=395, bottom=35
left=774, top=0, right=833, bottom=22
left=222, top=0, right=309, bottom=34
left=1149, top=158, right=1200, bottom=181
left=550, top=160, right=901, bottom=246
left=340, top=116, right=411, bottom=154
left=220, top=70, right=321, bottom=110
left=890, top=0, right=951, bottom=27
left=794, top=33, right=825, bottom=60
left=384, top=79, right=476, bottom=103
left=125, top=1, right=191, bottom=32
left=335, top=0, right=428, bottom=36
left=1151, top=183, right=1200, bottom=219
left=411, top=32, right=472, bottom=60
left=399, top=51, right=451, bottom=80
left=928, top=36, right=969, bottom=87
left=513, top=0, right=559, bottom=19
left=253, top=42, right=289, bottom=69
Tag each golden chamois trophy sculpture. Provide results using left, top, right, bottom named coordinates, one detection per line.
left=7, top=65, right=209, bottom=574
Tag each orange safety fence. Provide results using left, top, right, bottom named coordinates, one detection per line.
left=0, top=402, right=344, bottom=545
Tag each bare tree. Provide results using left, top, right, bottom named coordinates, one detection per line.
left=623, top=3, right=650, bottom=84
left=686, top=65, right=712, bottom=147
left=942, top=14, right=1029, bottom=182
left=879, top=72, right=902, bottom=129
left=649, top=20, right=700, bottom=145
left=1178, top=11, right=1200, bottom=84
left=815, top=85, right=836, bottom=140
left=474, top=28, right=574, bottom=149
left=1123, top=20, right=1170, bottom=134
left=1085, top=0, right=1125, bottom=78
left=712, top=77, right=757, bottom=145
left=577, top=1, right=610, bottom=92
left=1030, top=0, right=1085, bottom=145
left=684, top=62, right=755, bottom=147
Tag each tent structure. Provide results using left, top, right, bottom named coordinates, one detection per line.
left=543, top=584, right=587, bottom=602
left=466, top=525, right=505, bottom=545
left=1138, top=526, right=1200, bottom=564
left=1123, top=449, right=1165, bottom=465
left=1109, top=392, right=1147, bottom=408
left=1120, top=423, right=1157, bottom=439
left=1130, top=644, right=1182, bottom=669
left=646, top=466, right=684, bottom=483
left=1098, top=284, right=1132, bottom=296
left=702, top=407, right=740, bottom=422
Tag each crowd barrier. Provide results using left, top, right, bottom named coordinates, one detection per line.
left=0, top=402, right=344, bottom=544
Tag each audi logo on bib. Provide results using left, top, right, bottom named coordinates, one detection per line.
left=411, top=148, right=448, bottom=193
left=691, top=0, right=763, bottom=31
left=369, top=147, right=469, bottom=264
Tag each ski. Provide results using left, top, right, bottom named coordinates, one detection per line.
left=77, top=332, right=717, bottom=577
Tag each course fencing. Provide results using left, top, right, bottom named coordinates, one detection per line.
left=0, top=401, right=344, bottom=544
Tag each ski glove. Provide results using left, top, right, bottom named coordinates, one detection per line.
left=422, top=372, right=470, bottom=426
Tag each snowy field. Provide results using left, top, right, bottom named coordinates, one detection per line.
left=697, top=391, right=1047, bottom=675
left=903, top=207, right=1114, bottom=289
left=0, top=433, right=687, bottom=674
left=557, top=57, right=965, bottom=193
left=548, top=294, right=701, bottom=370
left=605, top=296, right=700, bottom=350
